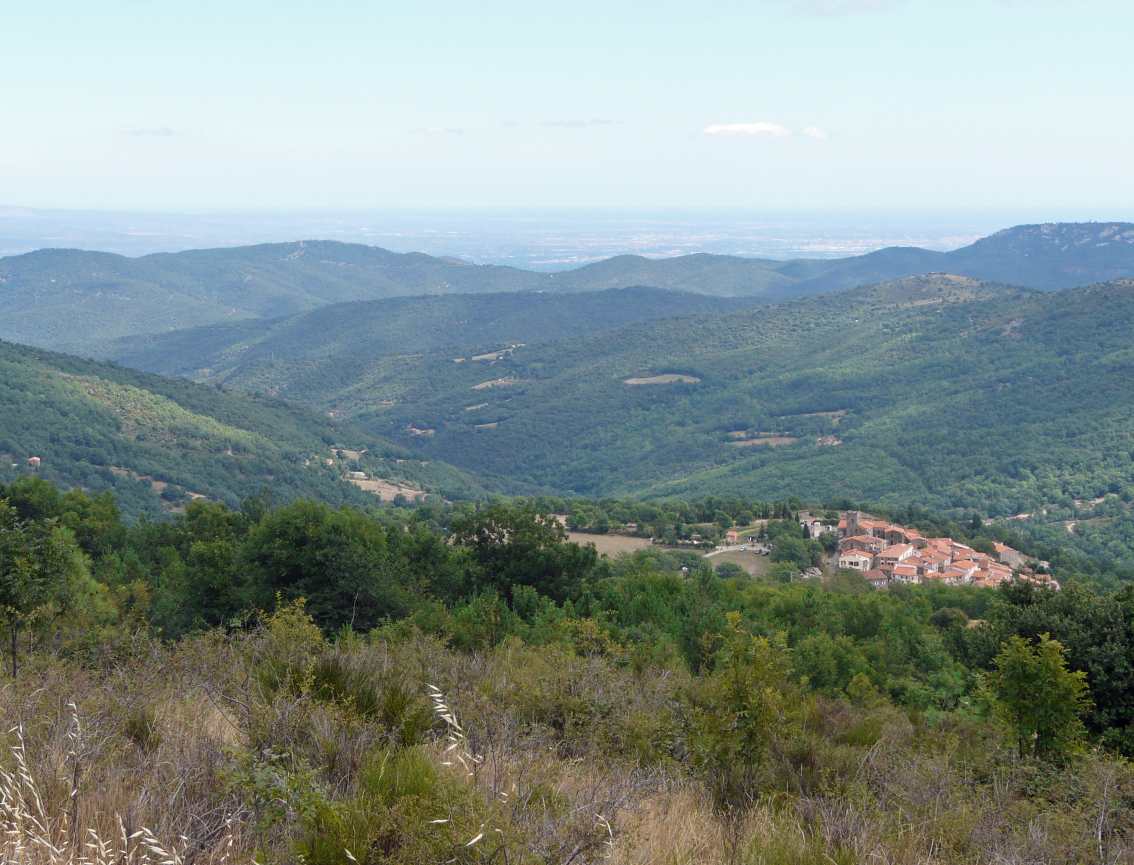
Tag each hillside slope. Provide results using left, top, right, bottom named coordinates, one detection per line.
left=5, top=222, right=1133, bottom=355
left=794, top=223, right=1134, bottom=294
left=0, top=241, right=547, bottom=353
left=0, top=340, right=492, bottom=518
left=106, top=286, right=739, bottom=383
left=302, top=276, right=1134, bottom=562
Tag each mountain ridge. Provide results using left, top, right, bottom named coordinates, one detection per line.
left=3, top=221, right=1133, bottom=355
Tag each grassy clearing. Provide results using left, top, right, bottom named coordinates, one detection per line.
left=623, top=374, right=701, bottom=385
left=471, top=378, right=518, bottom=391
left=346, top=476, right=426, bottom=501
left=704, top=549, right=773, bottom=577
left=729, top=436, right=799, bottom=448
left=566, top=531, right=654, bottom=556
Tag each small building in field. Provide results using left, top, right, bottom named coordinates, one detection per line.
left=26, top=456, right=41, bottom=469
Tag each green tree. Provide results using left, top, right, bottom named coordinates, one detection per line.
left=242, top=500, right=408, bottom=631
left=688, top=612, right=796, bottom=814
left=987, top=634, right=1091, bottom=759
left=0, top=500, right=90, bottom=676
left=450, top=503, right=597, bottom=603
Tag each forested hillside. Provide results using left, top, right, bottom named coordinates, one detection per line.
left=106, top=286, right=738, bottom=379
left=5, top=222, right=1133, bottom=355
left=0, top=241, right=547, bottom=353
left=0, top=340, right=491, bottom=517
left=199, top=274, right=1134, bottom=565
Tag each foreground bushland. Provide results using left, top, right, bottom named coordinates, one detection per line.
left=2, top=478, right=1134, bottom=863
left=3, top=610, right=1133, bottom=865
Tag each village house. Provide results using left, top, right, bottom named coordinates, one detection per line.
left=838, top=549, right=874, bottom=571
left=884, top=525, right=922, bottom=546
left=840, top=534, right=886, bottom=554
left=836, top=510, right=1049, bottom=591
left=878, top=543, right=916, bottom=568
left=890, top=563, right=920, bottom=584
left=993, top=541, right=1026, bottom=569
left=800, top=517, right=836, bottom=539
left=864, top=568, right=890, bottom=589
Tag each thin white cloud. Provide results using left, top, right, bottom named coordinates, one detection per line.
left=703, top=122, right=792, bottom=138
left=411, top=127, right=465, bottom=136
left=802, top=126, right=829, bottom=140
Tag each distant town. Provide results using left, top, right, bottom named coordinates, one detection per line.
left=832, top=511, right=1057, bottom=590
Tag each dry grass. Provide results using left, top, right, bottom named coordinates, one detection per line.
left=471, top=378, right=518, bottom=391
left=1, top=625, right=1131, bottom=865
left=704, top=549, right=772, bottom=577
left=1, top=709, right=239, bottom=865
left=566, top=532, right=654, bottom=556
left=346, top=476, right=425, bottom=501
left=728, top=437, right=799, bottom=448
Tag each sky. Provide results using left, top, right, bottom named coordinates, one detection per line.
left=4, top=0, right=1133, bottom=213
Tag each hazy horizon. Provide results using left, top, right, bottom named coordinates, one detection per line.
left=3, top=205, right=1130, bottom=267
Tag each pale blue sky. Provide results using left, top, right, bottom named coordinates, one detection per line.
left=4, top=0, right=1132, bottom=212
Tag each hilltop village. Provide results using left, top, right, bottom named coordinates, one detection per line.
left=834, top=511, right=1057, bottom=590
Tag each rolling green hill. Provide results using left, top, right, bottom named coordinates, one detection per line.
left=135, top=272, right=1134, bottom=561
left=0, top=340, right=493, bottom=518
left=0, top=241, right=548, bottom=353
left=106, top=286, right=739, bottom=383
left=5, top=222, right=1133, bottom=355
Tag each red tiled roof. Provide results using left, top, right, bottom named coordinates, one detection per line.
left=880, top=543, right=913, bottom=558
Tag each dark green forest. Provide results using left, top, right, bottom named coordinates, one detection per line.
left=0, top=340, right=491, bottom=519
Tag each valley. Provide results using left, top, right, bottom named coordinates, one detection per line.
left=104, top=269, right=1134, bottom=563
left=7, top=231, right=1115, bottom=567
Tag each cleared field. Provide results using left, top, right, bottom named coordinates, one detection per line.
left=623, top=374, right=701, bottom=385
left=730, top=436, right=799, bottom=447
left=777, top=409, right=848, bottom=424
left=333, top=447, right=367, bottom=460
left=706, top=549, right=773, bottom=577
left=472, top=377, right=518, bottom=391
left=347, top=476, right=425, bottom=501
left=567, top=531, right=653, bottom=556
